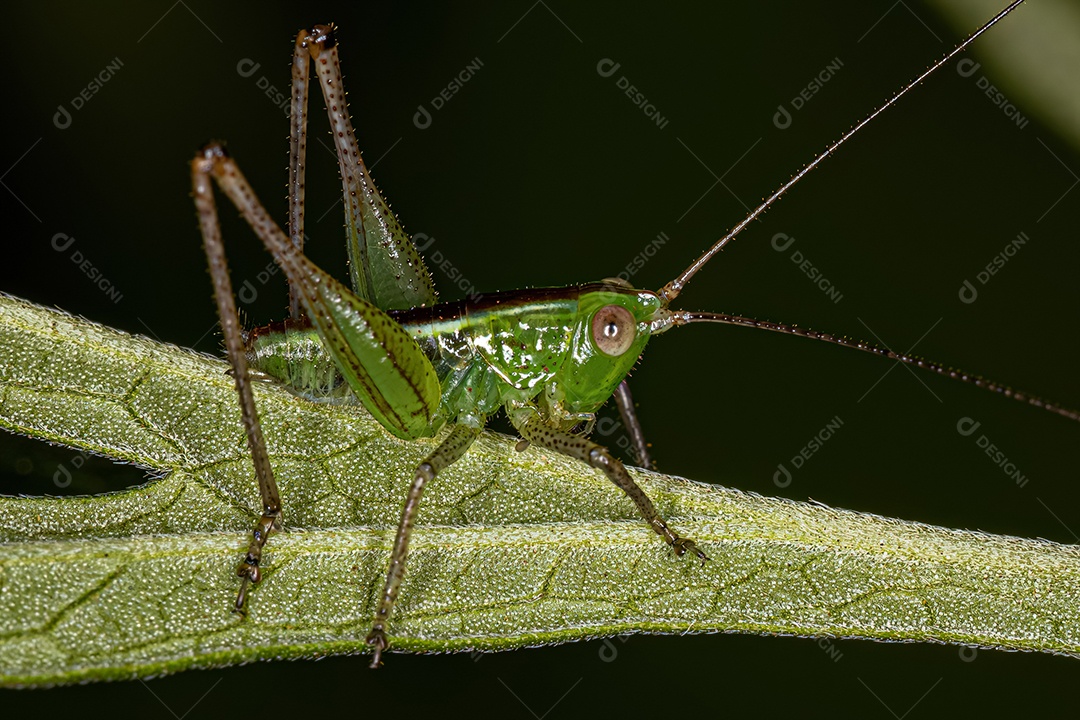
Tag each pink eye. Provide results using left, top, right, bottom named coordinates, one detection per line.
left=591, top=305, right=636, bottom=356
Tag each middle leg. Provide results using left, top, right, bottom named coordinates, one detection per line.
left=512, top=410, right=707, bottom=561
left=366, top=422, right=482, bottom=668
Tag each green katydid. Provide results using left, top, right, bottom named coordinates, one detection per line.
left=191, top=1, right=1073, bottom=668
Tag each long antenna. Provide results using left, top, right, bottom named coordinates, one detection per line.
left=665, top=310, right=1080, bottom=423
left=658, top=0, right=1026, bottom=306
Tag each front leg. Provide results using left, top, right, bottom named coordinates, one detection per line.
left=367, top=422, right=482, bottom=668
left=510, top=410, right=707, bottom=562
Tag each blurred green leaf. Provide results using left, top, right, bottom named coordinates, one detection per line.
left=932, top=0, right=1080, bottom=152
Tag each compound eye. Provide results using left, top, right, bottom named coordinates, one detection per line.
left=591, top=305, right=636, bottom=357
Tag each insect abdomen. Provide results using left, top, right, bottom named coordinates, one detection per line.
left=244, top=320, right=354, bottom=403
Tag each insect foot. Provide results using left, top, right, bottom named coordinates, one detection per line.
left=647, top=516, right=709, bottom=563
left=366, top=628, right=388, bottom=670
left=672, top=535, right=710, bottom=564
left=233, top=510, right=282, bottom=614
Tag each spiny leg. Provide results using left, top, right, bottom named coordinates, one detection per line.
left=303, top=24, right=438, bottom=310
left=613, top=379, right=654, bottom=471
left=367, top=423, right=482, bottom=668
left=287, top=28, right=312, bottom=320
left=191, top=154, right=283, bottom=612
left=511, top=412, right=707, bottom=562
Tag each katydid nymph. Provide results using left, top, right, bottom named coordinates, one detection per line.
left=192, top=1, right=1072, bottom=667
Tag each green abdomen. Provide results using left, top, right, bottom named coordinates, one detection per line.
left=244, top=320, right=353, bottom=403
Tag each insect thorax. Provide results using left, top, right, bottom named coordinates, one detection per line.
left=394, top=284, right=658, bottom=428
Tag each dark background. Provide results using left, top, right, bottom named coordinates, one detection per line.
left=2, top=1, right=1078, bottom=716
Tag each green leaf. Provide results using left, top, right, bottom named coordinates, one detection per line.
left=1, top=292, right=1079, bottom=687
